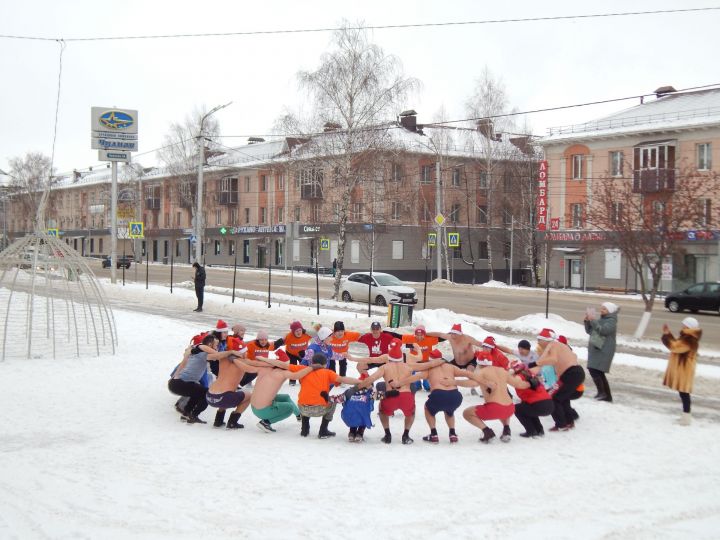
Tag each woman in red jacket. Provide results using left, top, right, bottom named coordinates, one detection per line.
left=511, top=362, right=555, bottom=438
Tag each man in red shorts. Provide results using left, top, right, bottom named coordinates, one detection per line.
left=460, top=359, right=530, bottom=443
left=358, top=339, right=442, bottom=444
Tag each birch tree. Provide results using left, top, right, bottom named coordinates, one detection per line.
left=6, top=152, right=55, bottom=230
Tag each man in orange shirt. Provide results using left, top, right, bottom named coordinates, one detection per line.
left=328, top=321, right=361, bottom=376
left=240, top=329, right=283, bottom=387
left=395, top=325, right=440, bottom=391
left=283, top=321, right=312, bottom=386
left=297, top=352, right=362, bottom=439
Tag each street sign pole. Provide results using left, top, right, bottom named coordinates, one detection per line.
left=110, top=161, right=118, bottom=284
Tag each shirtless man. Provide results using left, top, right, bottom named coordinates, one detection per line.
left=427, top=323, right=482, bottom=369
left=395, top=349, right=467, bottom=443
left=357, top=339, right=442, bottom=444
left=460, top=359, right=530, bottom=443
left=206, top=349, right=253, bottom=430
left=233, top=355, right=315, bottom=433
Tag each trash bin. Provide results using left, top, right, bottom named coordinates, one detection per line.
left=388, top=302, right=414, bottom=328
left=162, top=256, right=168, bottom=265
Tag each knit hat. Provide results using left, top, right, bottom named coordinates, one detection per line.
left=290, top=321, right=303, bottom=332
left=333, top=321, right=345, bottom=332
left=215, top=319, right=229, bottom=333
left=601, top=302, right=619, bottom=314
left=537, top=328, right=556, bottom=341
left=557, top=335, right=568, bottom=345
left=317, top=327, right=332, bottom=341
left=256, top=330, right=269, bottom=341
left=682, top=317, right=700, bottom=329
left=370, top=321, right=382, bottom=330
left=518, top=339, right=531, bottom=350
left=448, top=323, right=463, bottom=335
left=429, top=349, right=443, bottom=360
left=414, top=324, right=426, bottom=335
left=482, top=336, right=496, bottom=349
left=388, top=338, right=403, bottom=361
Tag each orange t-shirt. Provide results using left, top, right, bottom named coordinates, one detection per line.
left=401, top=334, right=440, bottom=361
left=298, top=368, right=339, bottom=406
left=328, top=331, right=361, bottom=356
left=245, top=340, right=275, bottom=360
left=226, top=335, right=244, bottom=351
left=284, top=332, right=312, bottom=357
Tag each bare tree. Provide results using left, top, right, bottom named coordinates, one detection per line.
left=295, top=22, right=419, bottom=299
left=6, top=152, right=55, bottom=231
left=587, top=164, right=719, bottom=338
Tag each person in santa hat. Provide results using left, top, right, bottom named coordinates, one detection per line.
left=474, top=336, right=510, bottom=370
left=427, top=323, right=483, bottom=370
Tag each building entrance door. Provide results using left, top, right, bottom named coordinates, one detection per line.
left=569, top=258, right=583, bottom=288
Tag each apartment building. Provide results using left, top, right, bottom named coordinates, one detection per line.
left=539, top=86, right=720, bottom=291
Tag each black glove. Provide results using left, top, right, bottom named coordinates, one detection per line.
left=385, top=389, right=400, bottom=398
left=343, top=385, right=360, bottom=401
left=528, top=376, right=540, bottom=391
left=299, top=349, right=305, bottom=358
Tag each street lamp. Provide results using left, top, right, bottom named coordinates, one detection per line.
left=195, top=102, right=232, bottom=264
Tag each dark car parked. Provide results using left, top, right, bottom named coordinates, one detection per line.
left=664, top=282, right=720, bottom=314
left=101, top=255, right=132, bottom=269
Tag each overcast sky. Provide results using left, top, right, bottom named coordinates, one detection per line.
left=1, top=0, right=719, bottom=175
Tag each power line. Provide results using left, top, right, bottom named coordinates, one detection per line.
left=1, top=7, right=718, bottom=42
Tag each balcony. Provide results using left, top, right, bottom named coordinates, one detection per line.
left=218, top=192, right=238, bottom=205
left=145, top=198, right=161, bottom=210
left=632, top=168, right=676, bottom=193
left=301, top=184, right=323, bottom=200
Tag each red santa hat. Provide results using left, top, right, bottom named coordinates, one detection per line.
left=429, top=349, right=443, bottom=360
left=215, top=319, right=229, bottom=333
left=448, top=323, right=463, bottom=335
left=275, top=349, right=290, bottom=362
left=482, top=336, right=496, bottom=349
left=388, top=338, right=404, bottom=361
left=537, top=328, right=557, bottom=342
left=557, top=335, right=569, bottom=345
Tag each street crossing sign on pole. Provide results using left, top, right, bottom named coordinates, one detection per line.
left=47, top=228, right=59, bottom=237
left=448, top=232, right=460, bottom=248
left=428, top=232, right=436, bottom=247
left=320, top=238, right=330, bottom=250
left=129, top=221, right=144, bottom=238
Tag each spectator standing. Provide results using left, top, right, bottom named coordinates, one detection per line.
left=662, top=317, right=702, bottom=426
left=584, top=302, right=618, bottom=402
left=192, top=262, right=206, bottom=312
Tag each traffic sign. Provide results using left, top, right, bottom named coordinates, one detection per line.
left=448, top=232, right=460, bottom=247
left=434, top=213, right=446, bottom=226
left=47, top=228, right=59, bottom=237
left=320, top=238, right=330, bottom=250
left=129, top=221, right=144, bottom=239
left=428, top=232, right=436, bottom=247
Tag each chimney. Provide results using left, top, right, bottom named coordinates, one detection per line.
left=399, top=109, right=417, bottom=132
left=73, top=169, right=81, bottom=182
left=509, top=136, right=532, bottom=155
left=247, top=137, right=266, bottom=145
left=323, top=122, right=342, bottom=132
left=654, top=85, right=676, bottom=99
left=476, top=119, right=495, bottom=140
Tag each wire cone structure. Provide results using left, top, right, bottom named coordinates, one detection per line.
left=0, top=232, right=117, bottom=361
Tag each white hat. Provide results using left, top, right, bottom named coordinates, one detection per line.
left=601, top=302, right=619, bottom=314
left=476, top=359, right=493, bottom=367
left=317, top=327, right=333, bottom=341
left=682, top=317, right=699, bottom=329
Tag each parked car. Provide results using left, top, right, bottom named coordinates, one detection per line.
left=340, top=272, right=418, bottom=306
left=664, top=282, right=720, bottom=314
left=101, top=255, right=132, bottom=269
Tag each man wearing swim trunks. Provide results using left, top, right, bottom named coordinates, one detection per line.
left=460, top=360, right=530, bottom=443
left=358, top=339, right=442, bottom=444
left=427, top=323, right=482, bottom=369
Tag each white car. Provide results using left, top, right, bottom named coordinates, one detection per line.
left=340, top=272, right=418, bottom=306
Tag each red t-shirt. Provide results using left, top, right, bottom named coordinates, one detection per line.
left=358, top=332, right=395, bottom=357
left=515, top=375, right=551, bottom=404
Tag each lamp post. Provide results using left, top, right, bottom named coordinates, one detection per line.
left=195, top=102, right=232, bottom=264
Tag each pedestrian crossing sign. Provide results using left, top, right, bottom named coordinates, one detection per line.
left=47, top=228, right=59, bottom=237
left=320, top=238, right=330, bottom=250
left=129, top=222, right=144, bottom=239
left=428, top=232, right=436, bottom=247
left=448, top=232, right=460, bottom=247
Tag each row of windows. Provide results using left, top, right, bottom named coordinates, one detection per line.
left=570, top=143, right=712, bottom=179
left=567, top=198, right=713, bottom=228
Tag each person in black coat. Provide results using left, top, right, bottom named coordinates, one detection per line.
left=192, top=262, right=206, bottom=312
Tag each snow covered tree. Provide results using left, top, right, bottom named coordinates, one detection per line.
left=5, top=151, right=55, bottom=230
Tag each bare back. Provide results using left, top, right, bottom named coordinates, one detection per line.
left=382, top=362, right=414, bottom=392
left=427, top=363, right=460, bottom=391
left=209, top=358, right=245, bottom=393
left=476, top=367, right=513, bottom=406
left=250, top=368, right=289, bottom=409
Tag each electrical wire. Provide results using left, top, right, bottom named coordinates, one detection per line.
left=1, top=7, right=718, bottom=42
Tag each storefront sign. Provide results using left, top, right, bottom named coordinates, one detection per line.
left=544, top=231, right=607, bottom=242
left=536, top=160, right=548, bottom=231
left=550, top=217, right=560, bottom=230
left=228, top=225, right=286, bottom=235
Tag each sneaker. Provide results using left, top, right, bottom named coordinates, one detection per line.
left=519, top=431, right=535, bottom=438
left=382, top=433, right=392, bottom=444
left=289, top=380, right=296, bottom=386
left=402, top=434, right=414, bottom=445
left=257, top=420, right=276, bottom=433
left=449, top=434, right=459, bottom=443
left=318, top=430, right=336, bottom=439
left=500, top=426, right=511, bottom=443
left=549, top=424, right=571, bottom=432
left=422, top=434, right=439, bottom=444
left=185, top=415, right=207, bottom=424
left=479, top=428, right=496, bottom=444
left=296, top=414, right=302, bottom=422
left=470, top=388, right=479, bottom=397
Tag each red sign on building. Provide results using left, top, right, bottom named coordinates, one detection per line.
left=550, top=217, right=560, bottom=230
left=536, top=160, right=548, bottom=231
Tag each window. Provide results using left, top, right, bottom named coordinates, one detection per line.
left=299, top=168, right=324, bottom=198
left=653, top=201, right=666, bottom=228
left=391, top=202, right=401, bottom=220
left=610, top=151, right=623, bottom=177
left=502, top=242, right=511, bottom=260
left=332, top=203, right=341, bottom=221
left=452, top=168, right=461, bottom=187
left=89, top=238, right=95, bottom=253
left=277, top=174, right=285, bottom=191
left=219, top=177, right=238, bottom=204
left=245, top=177, right=251, bottom=192
left=422, top=203, right=432, bottom=222
left=260, top=207, right=267, bottom=224
left=392, top=240, right=404, bottom=260
left=351, top=240, right=360, bottom=263
left=216, top=209, right=222, bottom=226
left=420, top=165, right=433, bottom=184
left=571, top=155, right=584, bottom=180
left=478, top=241, right=488, bottom=259
left=214, top=240, right=221, bottom=256
left=230, top=208, right=238, bottom=226
left=175, top=211, right=181, bottom=227
left=294, top=206, right=301, bottom=222
left=392, top=163, right=402, bottom=182
left=449, top=203, right=460, bottom=223
left=243, top=240, right=250, bottom=263
left=503, top=209, right=513, bottom=226
left=352, top=203, right=363, bottom=221
left=229, top=240, right=235, bottom=256
left=144, top=184, right=161, bottom=209
left=333, top=167, right=342, bottom=186
left=244, top=208, right=250, bottom=224
left=503, top=173, right=512, bottom=192
left=698, top=143, right=712, bottom=170
left=478, top=172, right=488, bottom=189
left=477, top=205, right=488, bottom=225
left=99, top=239, right=103, bottom=253
left=260, top=175, right=267, bottom=192
left=312, top=204, right=321, bottom=222
left=164, top=240, right=169, bottom=258
left=277, top=207, right=284, bottom=223
left=611, top=202, right=624, bottom=225
left=699, top=199, right=712, bottom=227
left=571, top=203, right=584, bottom=228
left=604, top=249, right=621, bottom=279
left=175, top=240, right=181, bottom=257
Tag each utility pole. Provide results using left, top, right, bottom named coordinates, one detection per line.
left=435, top=160, right=442, bottom=280
left=509, top=215, right=514, bottom=286
left=195, top=102, right=231, bottom=263
left=110, top=161, right=118, bottom=284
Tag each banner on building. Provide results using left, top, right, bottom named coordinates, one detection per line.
left=536, top=160, right=548, bottom=231
left=550, top=217, right=560, bottom=230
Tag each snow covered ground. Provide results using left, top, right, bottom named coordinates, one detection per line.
left=1, top=282, right=719, bottom=539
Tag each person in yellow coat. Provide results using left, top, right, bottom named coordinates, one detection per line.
left=661, top=317, right=702, bottom=425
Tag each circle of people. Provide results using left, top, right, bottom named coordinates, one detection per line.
left=169, top=301, right=702, bottom=444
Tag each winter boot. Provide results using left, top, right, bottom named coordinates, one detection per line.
left=479, top=427, right=496, bottom=444
left=500, top=425, right=511, bottom=443
left=318, top=419, right=336, bottom=439
left=300, top=416, right=310, bottom=437
left=677, top=412, right=692, bottom=426
left=185, top=415, right=207, bottom=425
left=401, top=430, right=413, bottom=445
left=355, top=426, right=366, bottom=443
left=213, top=409, right=227, bottom=428
left=592, top=375, right=607, bottom=401
left=226, top=412, right=244, bottom=429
